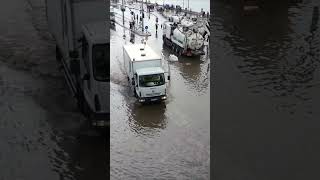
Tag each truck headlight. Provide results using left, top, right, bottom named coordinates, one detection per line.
left=161, top=96, right=167, bottom=100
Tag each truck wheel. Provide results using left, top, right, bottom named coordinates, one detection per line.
left=163, top=37, right=167, bottom=46
left=178, top=48, right=182, bottom=56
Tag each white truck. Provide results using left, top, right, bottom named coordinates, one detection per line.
left=46, top=0, right=109, bottom=127
left=162, top=21, right=205, bottom=57
left=123, top=44, right=169, bottom=103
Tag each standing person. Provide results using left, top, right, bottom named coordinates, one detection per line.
left=155, top=23, right=158, bottom=32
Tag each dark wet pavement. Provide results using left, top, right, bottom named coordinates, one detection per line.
left=110, top=4, right=210, bottom=180
left=0, top=0, right=108, bottom=179
left=213, top=1, right=320, bottom=179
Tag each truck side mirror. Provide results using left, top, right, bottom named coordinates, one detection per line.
left=167, top=75, right=170, bottom=81
left=131, top=78, right=135, bottom=85
left=83, top=74, right=90, bottom=81
left=70, top=59, right=79, bottom=75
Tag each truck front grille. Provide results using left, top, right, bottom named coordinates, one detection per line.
left=146, top=93, right=161, bottom=97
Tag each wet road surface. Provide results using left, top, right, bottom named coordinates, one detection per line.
left=213, top=1, right=320, bottom=180
left=110, top=4, right=210, bottom=180
left=0, top=0, right=107, bottom=179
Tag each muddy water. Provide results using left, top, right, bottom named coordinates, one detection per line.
left=0, top=0, right=107, bottom=179
left=110, top=6, right=210, bottom=180
left=213, top=1, right=320, bottom=180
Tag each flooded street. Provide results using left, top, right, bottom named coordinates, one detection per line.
left=110, top=4, right=210, bottom=180
left=0, top=0, right=107, bottom=179
left=213, top=1, right=320, bottom=179
left=147, top=0, right=210, bottom=12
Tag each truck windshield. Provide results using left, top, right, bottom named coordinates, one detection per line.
left=92, top=44, right=109, bottom=82
left=139, top=74, right=165, bottom=87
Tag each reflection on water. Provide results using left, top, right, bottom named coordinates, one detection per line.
left=129, top=103, right=167, bottom=136
left=0, top=0, right=108, bottom=179
left=161, top=49, right=210, bottom=95
left=213, top=1, right=320, bottom=179
left=216, top=0, right=320, bottom=115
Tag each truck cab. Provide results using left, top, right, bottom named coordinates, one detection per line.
left=135, top=67, right=167, bottom=103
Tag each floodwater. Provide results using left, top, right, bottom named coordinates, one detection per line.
left=110, top=4, right=210, bottom=180
left=213, top=1, right=320, bottom=180
left=0, top=0, right=107, bottom=179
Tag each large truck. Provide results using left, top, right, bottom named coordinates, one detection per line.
left=46, top=0, right=109, bottom=127
left=123, top=44, right=169, bottom=103
left=162, top=21, right=205, bottom=57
